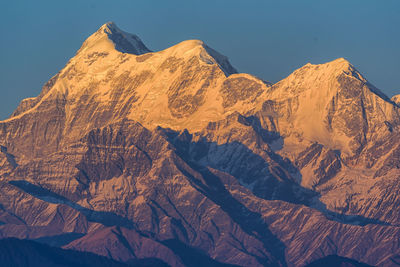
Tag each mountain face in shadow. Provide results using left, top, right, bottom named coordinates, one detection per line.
left=0, top=238, right=169, bottom=267
left=305, top=255, right=372, bottom=267
left=0, top=22, right=400, bottom=266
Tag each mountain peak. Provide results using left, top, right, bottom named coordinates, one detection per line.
left=78, top=22, right=151, bottom=55
left=99, top=21, right=119, bottom=32
left=78, top=23, right=235, bottom=75
left=275, top=58, right=367, bottom=96
left=300, top=58, right=360, bottom=79
left=302, top=57, right=351, bottom=68
left=328, top=57, right=352, bottom=66
left=324, top=57, right=362, bottom=77
left=174, top=39, right=205, bottom=48
left=268, top=57, right=397, bottom=157
left=166, top=39, right=237, bottom=76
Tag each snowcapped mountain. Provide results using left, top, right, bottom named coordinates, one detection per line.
left=263, top=58, right=397, bottom=157
left=1, top=22, right=400, bottom=266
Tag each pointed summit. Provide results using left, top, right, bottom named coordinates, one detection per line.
left=322, top=58, right=366, bottom=82
left=325, top=57, right=353, bottom=68
left=78, top=22, right=151, bottom=55
left=99, top=22, right=151, bottom=54
left=296, top=58, right=364, bottom=83
left=100, top=21, right=119, bottom=31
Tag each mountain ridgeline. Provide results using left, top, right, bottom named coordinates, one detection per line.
left=0, top=22, right=399, bottom=267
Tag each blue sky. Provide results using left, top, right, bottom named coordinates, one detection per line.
left=1, top=0, right=399, bottom=119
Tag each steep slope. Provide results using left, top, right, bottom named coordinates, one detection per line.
left=1, top=22, right=400, bottom=267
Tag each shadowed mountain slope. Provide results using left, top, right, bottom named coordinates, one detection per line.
left=0, top=238, right=169, bottom=267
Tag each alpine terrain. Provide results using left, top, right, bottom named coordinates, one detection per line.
left=0, top=22, right=399, bottom=266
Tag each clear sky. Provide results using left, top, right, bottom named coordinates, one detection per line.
left=1, top=0, right=399, bottom=119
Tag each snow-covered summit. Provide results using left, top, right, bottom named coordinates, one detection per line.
left=158, top=39, right=237, bottom=76
left=100, top=21, right=119, bottom=32
left=76, top=23, right=236, bottom=75
left=264, top=57, right=398, bottom=158
left=271, top=57, right=393, bottom=102
left=78, top=22, right=151, bottom=55
left=285, top=58, right=365, bottom=90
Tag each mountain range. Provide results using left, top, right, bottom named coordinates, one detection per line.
left=0, top=22, right=399, bottom=266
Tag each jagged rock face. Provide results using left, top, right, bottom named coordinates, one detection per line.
left=1, top=22, right=400, bottom=267
left=392, top=94, right=400, bottom=106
